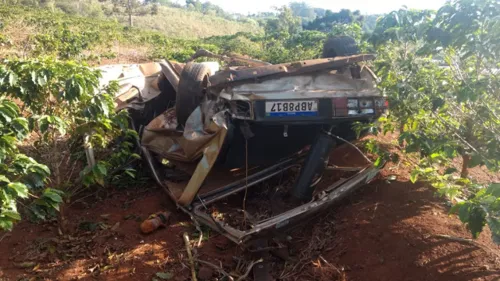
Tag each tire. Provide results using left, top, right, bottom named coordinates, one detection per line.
left=322, top=36, right=360, bottom=58
left=176, top=63, right=211, bottom=128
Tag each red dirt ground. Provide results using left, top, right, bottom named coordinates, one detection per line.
left=1, top=144, right=499, bottom=281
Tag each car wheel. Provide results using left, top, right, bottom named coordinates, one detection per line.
left=322, top=36, right=360, bottom=58
left=176, top=62, right=211, bottom=129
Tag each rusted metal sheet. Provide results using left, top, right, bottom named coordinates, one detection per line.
left=159, top=61, right=180, bottom=92
left=177, top=125, right=228, bottom=206
left=209, top=54, right=375, bottom=86
left=210, top=65, right=288, bottom=86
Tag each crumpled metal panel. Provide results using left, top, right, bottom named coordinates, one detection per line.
left=221, top=67, right=379, bottom=101
left=141, top=105, right=229, bottom=206
left=141, top=105, right=226, bottom=163
left=209, top=54, right=375, bottom=87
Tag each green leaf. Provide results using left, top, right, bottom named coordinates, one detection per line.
left=457, top=202, right=471, bottom=223
left=124, top=170, right=135, bottom=178
left=444, top=168, right=458, bottom=175
left=467, top=207, right=486, bottom=239
left=410, top=170, right=419, bottom=184
left=486, top=217, right=500, bottom=244
left=95, top=163, right=107, bottom=176
left=0, top=175, right=10, bottom=183
left=430, top=152, right=441, bottom=160
left=43, top=189, right=63, bottom=203
left=155, top=272, right=173, bottom=280
left=468, top=154, right=483, bottom=168
left=8, top=182, right=28, bottom=198
left=7, top=72, right=18, bottom=86
left=449, top=201, right=466, bottom=215
left=2, top=210, right=21, bottom=221
left=486, top=183, right=500, bottom=197
left=38, top=117, right=49, bottom=133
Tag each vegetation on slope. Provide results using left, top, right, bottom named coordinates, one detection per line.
left=4, top=0, right=261, bottom=39
left=119, top=5, right=261, bottom=38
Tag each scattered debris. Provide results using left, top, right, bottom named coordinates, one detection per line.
left=183, top=232, right=198, bottom=281
left=14, top=262, right=35, bottom=269
left=140, top=212, right=171, bottom=234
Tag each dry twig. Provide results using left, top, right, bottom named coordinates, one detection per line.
left=236, top=259, right=264, bottom=281
left=319, top=255, right=343, bottom=277
left=183, top=232, right=198, bottom=281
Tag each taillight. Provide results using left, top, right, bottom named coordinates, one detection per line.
left=333, top=97, right=386, bottom=117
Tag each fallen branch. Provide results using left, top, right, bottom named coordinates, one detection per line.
left=433, top=234, right=500, bottom=259
left=183, top=232, right=198, bottom=281
left=236, top=259, right=264, bottom=281
left=434, top=234, right=477, bottom=244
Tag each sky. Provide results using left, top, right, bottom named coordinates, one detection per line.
left=174, top=0, right=447, bottom=15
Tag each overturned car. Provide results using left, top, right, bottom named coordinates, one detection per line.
left=100, top=38, right=387, bottom=244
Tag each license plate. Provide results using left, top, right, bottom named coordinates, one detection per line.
left=265, top=100, right=318, bottom=117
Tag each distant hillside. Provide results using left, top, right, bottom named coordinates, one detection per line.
left=2, top=0, right=262, bottom=40
left=0, top=5, right=227, bottom=63
left=122, top=5, right=261, bottom=39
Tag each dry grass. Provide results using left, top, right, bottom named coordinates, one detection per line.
left=0, top=18, right=38, bottom=58
left=116, top=6, right=262, bottom=39
left=275, top=212, right=347, bottom=281
left=84, top=43, right=150, bottom=65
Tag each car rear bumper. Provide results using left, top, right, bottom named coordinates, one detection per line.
left=228, top=97, right=387, bottom=123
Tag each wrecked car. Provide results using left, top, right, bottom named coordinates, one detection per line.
left=98, top=37, right=387, bottom=244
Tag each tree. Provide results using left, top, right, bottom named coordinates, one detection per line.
left=185, top=0, right=201, bottom=12
left=264, top=6, right=302, bottom=38
left=306, top=9, right=363, bottom=32
left=369, top=8, right=434, bottom=47
left=289, top=2, right=316, bottom=22
left=111, top=0, right=157, bottom=27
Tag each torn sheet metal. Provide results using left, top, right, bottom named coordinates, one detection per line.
left=221, top=67, right=379, bottom=101
left=142, top=107, right=226, bottom=162
left=209, top=54, right=375, bottom=86
left=178, top=118, right=228, bottom=206
left=96, top=62, right=163, bottom=108
left=141, top=105, right=228, bottom=205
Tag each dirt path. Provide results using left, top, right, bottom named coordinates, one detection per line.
left=1, top=169, right=499, bottom=280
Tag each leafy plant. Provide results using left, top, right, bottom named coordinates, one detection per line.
left=0, top=98, right=54, bottom=230
left=32, top=23, right=101, bottom=59
left=371, top=0, right=500, bottom=241
left=0, top=57, right=133, bottom=230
